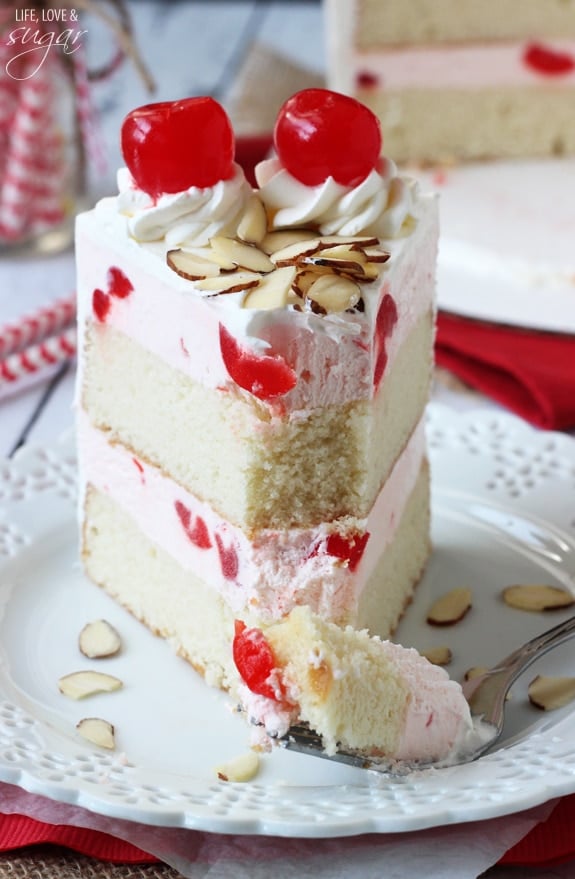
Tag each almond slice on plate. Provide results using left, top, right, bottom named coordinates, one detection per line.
left=58, top=670, right=123, bottom=700
left=306, top=274, right=361, bottom=313
left=426, top=587, right=473, bottom=626
left=79, top=620, right=121, bottom=659
left=419, top=645, right=452, bottom=666
left=210, top=236, right=275, bottom=273
left=243, top=265, right=296, bottom=310
left=237, top=195, right=268, bottom=244
left=195, top=271, right=261, bottom=295
left=215, top=750, right=260, bottom=782
left=76, top=717, right=116, bottom=750
left=502, top=584, right=575, bottom=612
left=166, top=249, right=221, bottom=280
left=528, top=674, right=575, bottom=710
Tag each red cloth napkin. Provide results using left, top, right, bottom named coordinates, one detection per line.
left=436, top=312, right=575, bottom=431
left=1, top=796, right=575, bottom=867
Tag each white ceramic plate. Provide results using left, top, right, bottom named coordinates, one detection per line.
left=414, top=159, right=575, bottom=333
left=1, top=404, right=575, bottom=837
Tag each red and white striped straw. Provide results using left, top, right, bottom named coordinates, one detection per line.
left=0, top=324, right=77, bottom=392
left=0, top=294, right=76, bottom=360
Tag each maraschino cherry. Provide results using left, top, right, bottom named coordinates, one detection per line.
left=274, top=88, right=382, bottom=187
left=121, top=97, right=235, bottom=198
left=233, top=621, right=279, bottom=700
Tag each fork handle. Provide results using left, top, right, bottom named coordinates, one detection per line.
left=464, top=612, right=575, bottom=723
left=496, top=612, right=575, bottom=683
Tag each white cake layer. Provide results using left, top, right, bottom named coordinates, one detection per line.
left=79, top=412, right=427, bottom=626
left=75, top=195, right=437, bottom=416
left=327, top=0, right=575, bottom=48
left=81, top=309, right=432, bottom=531
left=358, top=87, right=575, bottom=162
left=81, top=460, right=430, bottom=691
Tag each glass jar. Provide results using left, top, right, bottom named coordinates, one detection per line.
left=0, top=2, right=88, bottom=255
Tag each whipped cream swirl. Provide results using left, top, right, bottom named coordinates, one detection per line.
left=116, top=164, right=252, bottom=247
left=256, top=157, right=418, bottom=239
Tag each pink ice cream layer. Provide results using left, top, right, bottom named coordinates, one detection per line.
left=75, top=195, right=437, bottom=416
left=339, top=40, right=575, bottom=91
left=78, top=414, right=426, bottom=624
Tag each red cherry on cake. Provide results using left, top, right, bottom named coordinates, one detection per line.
left=274, top=88, right=382, bottom=187
left=121, top=97, right=235, bottom=198
left=233, top=621, right=279, bottom=701
left=373, top=292, right=398, bottom=387
left=325, top=532, right=370, bottom=572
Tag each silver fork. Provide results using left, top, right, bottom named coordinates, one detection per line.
left=282, top=613, right=575, bottom=772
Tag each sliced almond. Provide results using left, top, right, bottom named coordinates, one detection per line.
left=361, top=262, right=384, bottom=282
left=318, top=245, right=367, bottom=264
left=188, top=246, right=236, bottom=272
left=420, top=645, right=452, bottom=666
left=195, top=271, right=261, bottom=295
left=76, top=717, right=116, bottom=750
left=79, top=620, right=121, bottom=659
left=316, top=235, right=380, bottom=250
left=58, top=670, right=123, bottom=700
left=426, top=587, right=473, bottom=626
left=502, top=584, right=575, bottom=612
left=166, top=249, right=220, bottom=280
left=243, top=265, right=296, bottom=310
left=528, top=674, right=575, bottom=711
left=260, top=229, right=317, bottom=255
left=215, top=750, right=260, bottom=783
left=270, top=237, right=324, bottom=266
left=362, top=246, right=391, bottom=264
left=292, top=270, right=318, bottom=298
left=306, top=274, right=361, bottom=313
left=302, top=255, right=366, bottom=278
left=210, top=236, right=274, bottom=273
left=237, top=195, right=268, bottom=244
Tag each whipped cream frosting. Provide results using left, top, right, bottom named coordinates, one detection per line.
left=116, top=163, right=252, bottom=246
left=256, top=157, right=417, bottom=238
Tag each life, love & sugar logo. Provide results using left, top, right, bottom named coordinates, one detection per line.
left=3, top=5, right=87, bottom=79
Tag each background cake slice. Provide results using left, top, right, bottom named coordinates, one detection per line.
left=326, top=0, right=575, bottom=163
left=76, top=89, right=436, bottom=698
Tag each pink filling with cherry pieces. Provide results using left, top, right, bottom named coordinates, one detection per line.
left=92, top=266, right=134, bottom=323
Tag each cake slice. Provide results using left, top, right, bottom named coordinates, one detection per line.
left=233, top=606, right=473, bottom=762
left=326, top=0, right=575, bottom=163
left=76, top=89, right=437, bottom=723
